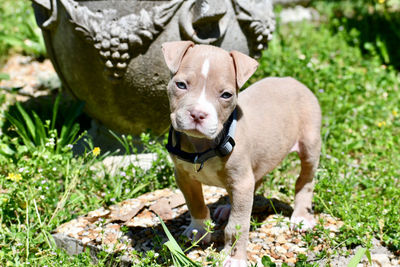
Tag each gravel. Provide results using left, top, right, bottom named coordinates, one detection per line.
left=51, top=185, right=400, bottom=266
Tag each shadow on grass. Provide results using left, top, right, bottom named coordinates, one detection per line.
left=341, top=9, right=400, bottom=69
left=2, top=92, right=92, bottom=140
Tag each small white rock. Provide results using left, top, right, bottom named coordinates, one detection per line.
left=81, top=237, right=91, bottom=245
left=371, top=254, right=391, bottom=266
left=275, top=246, right=287, bottom=255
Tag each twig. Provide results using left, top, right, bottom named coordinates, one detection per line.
left=48, top=162, right=79, bottom=225
left=0, top=86, right=34, bottom=97
left=33, top=198, right=53, bottom=249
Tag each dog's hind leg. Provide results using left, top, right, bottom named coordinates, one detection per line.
left=290, top=125, right=321, bottom=231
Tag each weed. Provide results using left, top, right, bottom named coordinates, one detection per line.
left=159, top=216, right=201, bottom=267
left=4, top=94, right=83, bottom=154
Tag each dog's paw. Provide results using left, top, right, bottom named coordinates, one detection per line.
left=213, top=204, right=231, bottom=223
left=223, top=256, right=247, bottom=267
left=182, top=218, right=211, bottom=244
left=290, top=215, right=316, bottom=231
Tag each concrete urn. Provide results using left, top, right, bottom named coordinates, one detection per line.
left=31, top=0, right=275, bottom=135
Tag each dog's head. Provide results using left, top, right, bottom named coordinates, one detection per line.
left=162, top=41, right=258, bottom=139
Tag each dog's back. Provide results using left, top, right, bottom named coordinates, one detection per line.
left=235, top=77, right=321, bottom=181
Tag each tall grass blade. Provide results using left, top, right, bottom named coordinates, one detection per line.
left=59, top=101, right=84, bottom=151
left=5, top=111, right=34, bottom=149
left=15, top=102, right=36, bottom=142
left=63, top=102, right=84, bottom=131
left=57, top=123, right=79, bottom=153
left=158, top=216, right=200, bottom=267
left=67, top=123, right=80, bottom=143
left=130, top=183, right=148, bottom=196
left=32, top=111, right=46, bottom=146
left=365, top=249, right=372, bottom=264
left=347, top=247, right=367, bottom=267
left=109, top=130, right=130, bottom=154
left=51, top=95, right=61, bottom=131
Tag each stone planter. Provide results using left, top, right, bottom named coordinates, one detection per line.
left=31, top=0, right=275, bottom=135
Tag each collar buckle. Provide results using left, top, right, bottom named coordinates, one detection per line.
left=216, top=135, right=236, bottom=157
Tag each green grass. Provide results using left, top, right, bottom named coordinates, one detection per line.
left=0, top=0, right=399, bottom=266
left=0, top=0, right=46, bottom=63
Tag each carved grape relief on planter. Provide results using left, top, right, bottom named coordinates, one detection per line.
left=41, top=0, right=184, bottom=79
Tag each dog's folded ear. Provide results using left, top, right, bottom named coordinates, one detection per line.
left=162, top=41, right=195, bottom=74
left=230, top=51, right=259, bottom=89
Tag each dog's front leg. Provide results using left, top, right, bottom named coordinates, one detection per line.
left=175, top=169, right=211, bottom=243
left=223, top=169, right=255, bottom=266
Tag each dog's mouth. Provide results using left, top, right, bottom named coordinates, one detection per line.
left=171, top=114, right=219, bottom=140
left=178, top=123, right=219, bottom=140
left=185, top=124, right=219, bottom=140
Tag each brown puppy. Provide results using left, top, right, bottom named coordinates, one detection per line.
left=162, top=41, right=321, bottom=266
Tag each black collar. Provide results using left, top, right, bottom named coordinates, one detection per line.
left=166, top=108, right=238, bottom=172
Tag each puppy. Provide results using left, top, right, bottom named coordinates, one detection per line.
left=162, top=41, right=321, bottom=266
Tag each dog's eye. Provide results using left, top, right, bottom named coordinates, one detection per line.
left=175, top=82, right=187, bottom=90
left=220, top=92, right=233, bottom=99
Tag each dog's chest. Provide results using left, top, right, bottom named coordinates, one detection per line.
left=177, top=158, right=226, bottom=188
